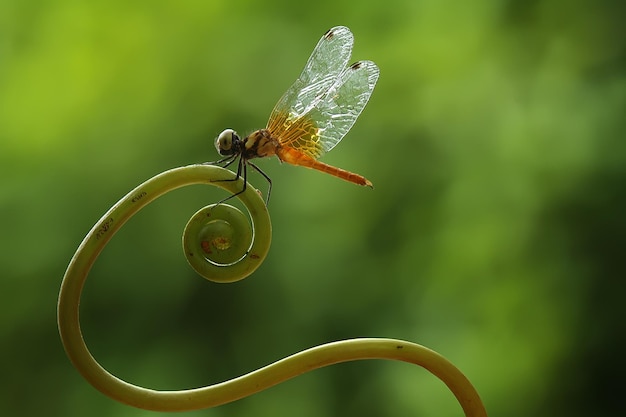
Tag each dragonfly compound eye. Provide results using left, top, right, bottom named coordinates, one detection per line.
left=215, top=129, right=238, bottom=155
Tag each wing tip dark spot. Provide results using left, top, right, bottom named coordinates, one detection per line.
left=324, top=28, right=335, bottom=40
left=350, top=62, right=362, bottom=70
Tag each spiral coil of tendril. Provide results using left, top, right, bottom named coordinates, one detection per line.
left=57, top=164, right=487, bottom=416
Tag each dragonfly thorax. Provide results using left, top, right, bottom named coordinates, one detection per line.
left=242, top=129, right=279, bottom=159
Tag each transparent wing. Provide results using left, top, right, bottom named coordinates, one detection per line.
left=267, top=26, right=354, bottom=125
left=306, top=60, right=379, bottom=156
left=268, top=59, right=379, bottom=159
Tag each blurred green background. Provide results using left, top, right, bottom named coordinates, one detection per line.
left=1, top=0, right=624, bottom=416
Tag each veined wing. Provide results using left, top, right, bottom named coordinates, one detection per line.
left=304, top=60, right=379, bottom=157
left=268, top=59, right=379, bottom=159
left=267, top=26, right=354, bottom=128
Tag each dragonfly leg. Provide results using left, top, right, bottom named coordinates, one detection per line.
left=213, top=157, right=248, bottom=206
left=248, top=162, right=272, bottom=205
left=203, top=155, right=236, bottom=168
left=208, top=157, right=270, bottom=206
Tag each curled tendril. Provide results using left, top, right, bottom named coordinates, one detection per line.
left=57, top=164, right=487, bottom=416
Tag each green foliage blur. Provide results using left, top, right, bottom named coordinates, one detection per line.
left=1, top=0, right=624, bottom=416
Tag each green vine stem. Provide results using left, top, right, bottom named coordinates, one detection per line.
left=57, top=164, right=487, bottom=416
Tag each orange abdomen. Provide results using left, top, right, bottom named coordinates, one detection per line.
left=276, top=147, right=373, bottom=188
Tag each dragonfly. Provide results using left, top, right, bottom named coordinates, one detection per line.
left=211, top=25, right=379, bottom=203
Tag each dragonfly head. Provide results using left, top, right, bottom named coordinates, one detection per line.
left=215, top=129, right=241, bottom=156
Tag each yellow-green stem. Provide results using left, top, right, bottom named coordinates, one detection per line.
left=57, top=164, right=487, bottom=416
